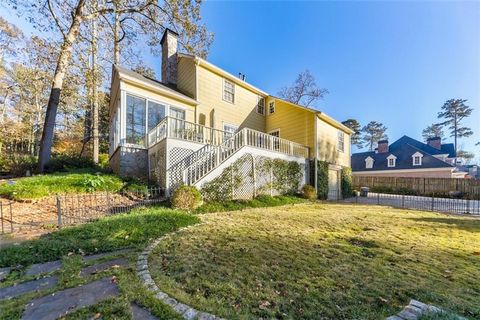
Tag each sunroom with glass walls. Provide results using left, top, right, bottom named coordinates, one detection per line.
left=110, top=89, right=194, bottom=154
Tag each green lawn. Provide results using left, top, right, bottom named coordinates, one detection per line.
left=149, top=203, right=480, bottom=319
left=0, top=207, right=200, bottom=319
left=0, top=207, right=199, bottom=267
left=0, top=169, right=135, bottom=200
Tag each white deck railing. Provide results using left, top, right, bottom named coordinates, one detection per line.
left=148, top=117, right=231, bottom=147
left=182, top=127, right=309, bottom=185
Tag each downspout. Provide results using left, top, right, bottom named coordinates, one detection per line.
left=194, top=57, right=200, bottom=125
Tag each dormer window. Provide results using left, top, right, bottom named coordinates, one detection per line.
left=387, top=154, right=397, bottom=168
left=412, top=152, right=423, bottom=166
left=365, top=156, right=374, bottom=169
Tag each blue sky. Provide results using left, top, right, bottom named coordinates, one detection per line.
left=196, top=1, right=479, bottom=156
left=2, top=1, right=479, bottom=158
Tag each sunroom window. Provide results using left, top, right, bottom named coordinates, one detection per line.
left=126, top=95, right=146, bottom=145
left=148, top=101, right=166, bottom=131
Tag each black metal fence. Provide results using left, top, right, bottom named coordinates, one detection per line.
left=0, top=187, right=166, bottom=235
left=344, top=192, right=480, bottom=215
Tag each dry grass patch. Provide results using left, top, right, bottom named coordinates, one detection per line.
left=149, top=203, right=480, bottom=319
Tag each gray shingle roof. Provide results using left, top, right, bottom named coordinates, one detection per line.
left=352, top=135, right=455, bottom=172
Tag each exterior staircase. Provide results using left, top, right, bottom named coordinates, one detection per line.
left=181, top=128, right=309, bottom=186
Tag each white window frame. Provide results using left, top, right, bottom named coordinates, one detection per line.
left=123, top=92, right=186, bottom=148
left=337, top=130, right=345, bottom=153
left=222, top=122, right=238, bottom=141
left=387, top=154, right=397, bottom=168
left=268, top=101, right=275, bottom=115
left=365, top=156, right=374, bottom=169
left=222, top=78, right=235, bottom=104
left=412, top=152, right=423, bottom=166
left=268, top=129, right=280, bottom=137
left=268, top=129, right=280, bottom=151
left=256, top=96, right=265, bottom=115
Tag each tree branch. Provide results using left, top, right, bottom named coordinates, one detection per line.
left=46, top=0, right=66, bottom=38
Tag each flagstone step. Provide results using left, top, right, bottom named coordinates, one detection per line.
left=0, top=267, right=10, bottom=281
left=80, top=258, right=128, bottom=277
left=0, top=276, right=58, bottom=301
left=22, top=248, right=132, bottom=277
left=25, top=260, right=62, bottom=276
left=22, top=277, right=119, bottom=320
left=130, top=303, right=158, bottom=320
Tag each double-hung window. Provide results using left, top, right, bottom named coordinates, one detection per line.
left=257, top=97, right=265, bottom=115
left=337, top=130, right=345, bottom=152
left=269, top=101, right=275, bottom=114
left=223, top=79, right=235, bottom=103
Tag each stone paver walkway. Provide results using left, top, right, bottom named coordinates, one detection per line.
left=22, top=277, right=119, bottom=320
left=130, top=303, right=158, bottom=320
left=0, top=276, right=58, bottom=300
left=0, top=267, right=10, bottom=281
left=25, top=260, right=62, bottom=276
left=80, top=258, right=127, bottom=276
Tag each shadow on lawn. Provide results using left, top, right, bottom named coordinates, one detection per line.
left=407, top=217, right=480, bottom=232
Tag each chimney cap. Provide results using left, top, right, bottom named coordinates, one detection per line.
left=427, top=136, right=441, bottom=141
left=160, top=28, right=179, bottom=45
left=378, top=139, right=388, bottom=144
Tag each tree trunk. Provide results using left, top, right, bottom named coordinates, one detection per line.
left=37, top=0, right=86, bottom=172
left=92, top=12, right=99, bottom=164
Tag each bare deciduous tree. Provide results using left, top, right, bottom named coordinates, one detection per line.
left=278, top=70, right=328, bottom=108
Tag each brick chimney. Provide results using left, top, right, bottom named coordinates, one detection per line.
left=377, top=140, right=389, bottom=153
left=161, top=28, right=178, bottom=86
left=427, top=136, right=441, bottom=150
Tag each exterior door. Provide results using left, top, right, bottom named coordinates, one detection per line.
left=327, top=169, right=340, bottom=200
left=269, top=130, right=280, bottom=151
left=169, top=107, right=186, bottom=138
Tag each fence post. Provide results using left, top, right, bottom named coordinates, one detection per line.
left=106, top=191, right=111, bottom=214
left=431, top=193, right=435, bottom=212
left=56, top=195, right=62, bottom=228
left=466, top=199, right=470, bottom=214
left=9, top=202, right=13, bottom=233
left=402, top=194, right=405, bottom=208
left=0, top=202, right=3, bottom=234
left=377, top=193, right=380, bottom=205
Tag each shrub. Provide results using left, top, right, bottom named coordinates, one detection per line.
left=0, top=155, right=37, bottom=177
left=171, top=185, right=202, bottom=210
left=341, top=167, right=354, bottom=198
left=81, top=174, right=107, bottom=192
left=45, top=154, right=95, bottom=173
left=316, top=161, right=329, bottom=200
left=301, top=184, right=317, bottom=200
left=98, top=153, right=110, bottom=170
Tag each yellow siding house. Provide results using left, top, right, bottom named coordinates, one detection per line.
left=109, top=29, right=352, bottom=199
